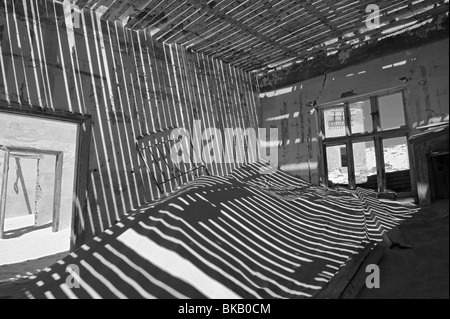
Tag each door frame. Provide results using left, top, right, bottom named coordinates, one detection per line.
left=0, top=146, right=64, bottom=238
left=0, top=103, right=92, bottom=251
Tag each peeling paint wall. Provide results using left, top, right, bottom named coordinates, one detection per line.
left=0, top=0, right=260, bottom=241
left=259, top=38, right=449, bottom=184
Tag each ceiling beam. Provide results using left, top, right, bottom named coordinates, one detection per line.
left=190, top=0, right=299, bottom=59
left=301, top=0, right=342, bottom=40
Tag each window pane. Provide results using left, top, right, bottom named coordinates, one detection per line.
left=383, top=137, right=410, bottom=172
left=383, top=137, right=411, bottom=192
left=350, top=100, right=373, bottom=134
left=353, top=141, right=378, bottom=190
left=379, top=93, right=406, bottom=130
left=327, top=145, right=349, bottom=185
left=323, top=106, right=346, bottom=138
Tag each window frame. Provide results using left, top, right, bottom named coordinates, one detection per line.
left=318, top=88, right=415, bottom=194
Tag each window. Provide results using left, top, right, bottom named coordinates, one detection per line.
left=319, top=90, right=412, bottom=194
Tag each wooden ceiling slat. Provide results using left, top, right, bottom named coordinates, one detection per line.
left=259, top=0, right=395, bottom=42
left=166, top=1, right=230, bottom=45
left=159, top=0, right=248, bottom=43
left=265, top=0, right=418, bottom=48
left=252, top=1, right=306, bottom=27
left=238, top=19, right=407, bottom=68
left=186, top=0, right=297, bottom=53
left=139, top=0, right=190, bottom=30
left=197, top=29, right=263, bottom=56
left=261, top=10, right=319, bottom=39
left=133, top=0, right=182, bottom=30
left=219, top=1, right=304, bottom=37
left=188, top=23, right=266, bottom=54
left=289, top=0, right=444, bottom=47
left=301, top=1, right=342, bottom=39
left=202, top=16, right=325, bottom=61
left=101, top=0, right=130, bottom=21
left=178, top=18, right=232, bottom=48
left=204, top=22, right=289, bottom=55
left=239, top=2, right=448, bottom=71
left=227, top=0, right=268, bottom=21
left=192, top=0, right=306, bottom=53
left=195, top=1, right=299, bottom=58
left=219, top=0, right=266, bottom=18
left=153, top=2, right=208, bottom=42
left=191, top=2, right=312, bottom=56
left=172, top=0, right=265, bottom=48
left=63, top=0, right=449, bottom=72
left=125, top=0, right=166, bottom=29
left=211, top=34, right=275, bottom=61
left=121, top=0, right=156, bottom=26
left=220, top=25, right=330, bottom=67
left=162, top=12, right=230, bottom=44
left=209, top=15, right=323, bottom=57
left=144, top=3, right=276, bottom=67
left=249, top=9, right=322, bottom=44
left=180, top=0, right=297, bottom=53
left=186, top=23, right=249, bottom=50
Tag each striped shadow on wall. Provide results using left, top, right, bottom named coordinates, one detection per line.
left=0, top=0, right=261, bottom=248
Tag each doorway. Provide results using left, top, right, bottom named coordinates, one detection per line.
left=0, top=110, right=83, bottom=266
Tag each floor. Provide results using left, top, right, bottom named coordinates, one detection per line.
left=0, top=200, right=447, bottom=299
left=357, top=199, right=449, bottom=299
left=0, top=215, right=71, bottom=267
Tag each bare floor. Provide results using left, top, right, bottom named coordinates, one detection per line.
left=0, top=215, right=71, bottom=267
left=357, top=199, right=449, bottom=299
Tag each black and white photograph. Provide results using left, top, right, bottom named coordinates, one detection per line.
left=0, top=0, right=448, bottom=303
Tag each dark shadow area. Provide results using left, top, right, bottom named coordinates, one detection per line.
left=357, top=199, right=449, bottom=299
left=0, top=251, right=69, bottom=282
left=0, top=251, right=69, bottom=300
left=2, top=222, right=52, bottom=240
